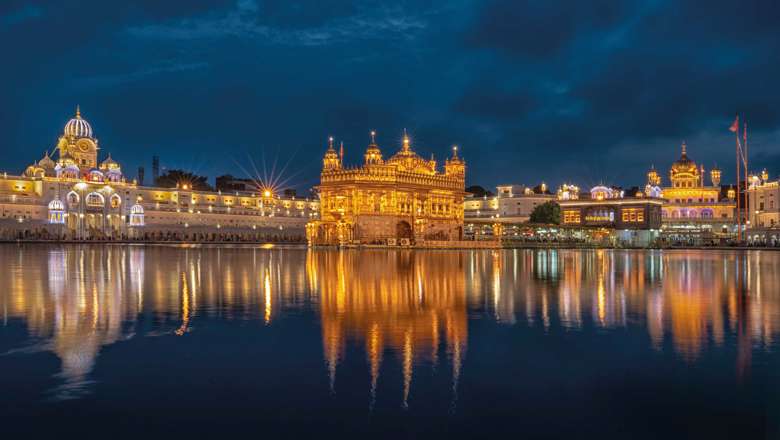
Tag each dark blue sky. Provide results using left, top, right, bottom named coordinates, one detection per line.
left=2, top=0, right=779, bottom=191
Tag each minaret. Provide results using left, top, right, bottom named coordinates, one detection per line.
left=364, top=130, right=383, bottom=165
left=711, top=165, right=721, bottom=187
left=322, top=136, right=341, bottom=171
left=647, top=165, right=661, bottom=186
left=445, top=145, right=465, bottom=178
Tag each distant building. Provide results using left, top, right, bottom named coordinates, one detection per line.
left=747, top=170, right=780, bottom=245
left=464, top=184, right=554, bottom=224
left=559, top=185, right=663, bottom=246
left=653, top=142, right=736, bottom=241
left=748, top=170, right=778, bottom=228
left=4, top=107, right=317, bottom=241
left=137, top=166, right=145, bottom=186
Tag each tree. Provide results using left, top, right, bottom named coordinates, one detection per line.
left=529, top=201, right=561, bottom=224
left=466, top=185, right=494, bottom=197
left=156, top=169, right=213, bottom=191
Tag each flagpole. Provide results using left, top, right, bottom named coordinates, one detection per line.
left=743, top=122, right=749, bottom=232
left=735, top=120, right=742, bottom=242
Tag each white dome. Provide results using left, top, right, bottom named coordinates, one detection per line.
left=64, top=106, right=93, bottom=138
left=130, top=204, right=144, bottom=214
left=48, top=199, right=65, bottom=211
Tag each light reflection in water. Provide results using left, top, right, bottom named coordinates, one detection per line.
left=2, top=246, right=780, bottom=404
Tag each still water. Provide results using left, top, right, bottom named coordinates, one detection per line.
left=1, top=244, right=779, bottom=438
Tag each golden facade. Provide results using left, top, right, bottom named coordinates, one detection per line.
left=654, top=142, right=735, bottom=235
left=306, top=132, right=466, bottom=245
left=2, top=107, right=316, bottom=241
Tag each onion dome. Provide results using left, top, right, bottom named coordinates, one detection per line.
left=88, top=169, right=104, bottom=181
left=48, top=198, right=65, bottom=211
left=386, top=131, right=434, bottom=174
left=38, top=151, right=56, bottom=169
left=25, top=163, right=42, bottom=177
left=322, top=136, right=341, bottom=170
left=671, top=141, right=697, bottom=173
left=364, top=131, right=384, bottom=165
left=590, top=185, right=617, bottom=200
left=63, top=105, right=93, bottom=138
left=100, top=153, right=120, bottom=171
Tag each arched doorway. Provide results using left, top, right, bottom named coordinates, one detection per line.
left=396, top=221, right=412, bottom=239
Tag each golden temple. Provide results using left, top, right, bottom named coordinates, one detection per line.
left=306, top=131, right=466, bottom=246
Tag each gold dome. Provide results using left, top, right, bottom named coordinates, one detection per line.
left=670, top=142, right=697, bottom=173
left=386, top=132, right=435, bottom=174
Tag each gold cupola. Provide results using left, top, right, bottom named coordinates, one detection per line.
left=364, top=131, right=383, bottom=165
left=323, top=136, right=341, bottom=171
left=669, top=141, right=700, bottom=188
left=647, top=165, right=661, bottom=186
left=710, top=165, right=721, bottom=187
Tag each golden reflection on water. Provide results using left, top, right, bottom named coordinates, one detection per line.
left=2, top=246, right=780, bottom=401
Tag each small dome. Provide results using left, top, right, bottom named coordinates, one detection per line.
left=38, top=152, right=56, bottom=168
left=671, top=142, right=697, bottom=173
left=100, top=153, right=120, bottom=170
left=130, top=204, right=144, bottom=214
left=48, top=199, right=65, bottom=211
left=63, top=106, right=93, bottom=138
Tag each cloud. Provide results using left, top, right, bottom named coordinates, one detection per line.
left=76, top=61, right=209, bottom=88
left=126, top=0, right=427, bottom=46
left=0, top=5, right=42, bottom=29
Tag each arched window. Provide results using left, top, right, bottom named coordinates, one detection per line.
left=86, top=192, right=105, bottom=207
left=67, top=191, right=80, bottom=207
left=110, top=194, right=121, bottom=209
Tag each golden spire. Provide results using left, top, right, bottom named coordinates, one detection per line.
left=370, top=130, right=377, bottom=145
left=75, top=105, right=81, bottom=119
left=328, top=136, right=335, bottom=151
left=681, top=141, right=687, bottom=157
left=402, top=129, right=410, bottom=152
left=452, top=145, right=459, bottom=159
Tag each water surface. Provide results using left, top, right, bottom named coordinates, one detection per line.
left=1, top=245, right=779, bottom=438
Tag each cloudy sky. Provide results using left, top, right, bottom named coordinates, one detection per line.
left=1, top=0, right=778, bottom=191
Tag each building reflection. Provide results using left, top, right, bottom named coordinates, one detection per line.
left=3, top=246, right=780, bottom=401
left=0, top=245, right=309, bottom=399
left=306, top=250, right=468, bottom=409
left=470, top=249, right=780, bottom=364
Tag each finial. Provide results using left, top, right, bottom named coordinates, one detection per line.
left=681, top=141, right=687, bottom=156
left=402, top=128, right=410, bottom=151
left=452, top=145, right=459, bottom=158
left=370, top=130, right=376, bottom=144
left=76, top=105, right=81, bottom=119
left=328, top=136, right=334, bottom=150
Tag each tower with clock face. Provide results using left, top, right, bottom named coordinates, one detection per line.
left=56, top=106, right=99, bottom=171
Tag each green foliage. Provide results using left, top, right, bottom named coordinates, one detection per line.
left=529, top=201, right=561, bottom=224
left=466, top=185, right=494, bottom=197
left=155, top=169, right=213, bottom=191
